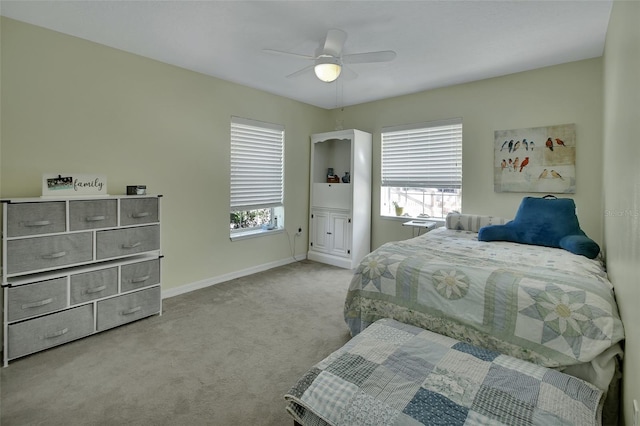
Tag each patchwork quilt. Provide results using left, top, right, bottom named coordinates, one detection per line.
left=285, top=318, right=603, bottom=426
left=344, top=228, right=624, bottom=393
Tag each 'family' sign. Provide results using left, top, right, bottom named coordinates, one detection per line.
left=42, top=173, right=108, bottom=197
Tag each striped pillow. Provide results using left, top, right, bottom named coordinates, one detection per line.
left=445, top=213, right=507, bottom=233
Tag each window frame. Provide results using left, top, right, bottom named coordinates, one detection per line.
left=229, top=117, right=284, bottom=239
left=380, top=118, right=462, bottom=220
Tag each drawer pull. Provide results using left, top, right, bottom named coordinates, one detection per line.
left=22, top=298, right=54, bottom=309
left=25, top=220, right=52, bottom=227
left=42, top=251, right=67, bottom=259
left=85, top=215, right=106, bottom=222
left=85, top=285, right=107, bottom=294
left=131, top=212, right=150, bottom=219
left=122, top=306, right=142, bottom=316
left=131, top=275, right=150, bottom=283
left=121, top=242, right=142, bottom=249
left=43, top=328, right=69, bottom=339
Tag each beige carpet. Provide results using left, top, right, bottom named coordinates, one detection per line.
left=1, top=260, right=354, bottom=425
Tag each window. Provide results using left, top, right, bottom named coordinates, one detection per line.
left=230, top=117, right=284, bottom=238
left=381, top=118, right=462, bottom=219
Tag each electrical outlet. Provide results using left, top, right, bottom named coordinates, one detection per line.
left=634, top=399, right=639, bottom=426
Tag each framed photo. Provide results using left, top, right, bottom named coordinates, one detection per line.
left=494, top=123, right=576, bottom=193
left=42, top=173, right=108, bottom=197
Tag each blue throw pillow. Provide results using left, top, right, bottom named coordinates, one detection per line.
left=559, top=234, right=601, bottom=259
left=478, top=196, right=600, bottom=258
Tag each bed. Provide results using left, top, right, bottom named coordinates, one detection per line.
left=286, top=318, right=606, bottom=426
left=342, top=213, right=624, bottom=423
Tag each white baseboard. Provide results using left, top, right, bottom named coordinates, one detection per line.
left=161, top=254, right=307, bottom=299
left=307, top=251, right=353, bottom=269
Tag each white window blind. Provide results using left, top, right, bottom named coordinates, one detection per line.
left=230, top=117, right=284, bottom=211
left=381, top=118, right=462, bottom=189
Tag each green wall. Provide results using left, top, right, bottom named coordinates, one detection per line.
left=603, top=2, right=640, bottom=424
left=0, top=17, right=606, bottom=291
left=0, top=17, right=606, bottom=289
left=330, top=58, right=604, bottom=250
left=0, top=17, right=331, bottom=293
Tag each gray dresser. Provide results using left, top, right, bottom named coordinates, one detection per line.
left=1, top=195, right=162, bottom=366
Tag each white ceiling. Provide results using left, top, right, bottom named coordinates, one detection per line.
left=1, top=1, right=613, bottom=109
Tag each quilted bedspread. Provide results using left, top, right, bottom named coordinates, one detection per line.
left=344, top=228, right=624, bottom=392
left=285, top=318, right=604, bottom=426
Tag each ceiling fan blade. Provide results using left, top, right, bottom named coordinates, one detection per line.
left=343, top=50, right=397, bottom=64
left=323, top=29, right=347, bottom=57
left=286, top=64, right=314, bottom=79
left=262, top=49, right=314, bottom=60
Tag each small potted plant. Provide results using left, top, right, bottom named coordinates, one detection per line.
left=392, top=201, right=404, bottom=216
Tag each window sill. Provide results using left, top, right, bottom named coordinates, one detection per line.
left=380, top=215, right=445, bottom=225
left=230, top=227, right=284, bottom=241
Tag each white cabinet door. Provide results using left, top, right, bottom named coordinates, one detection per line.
left=329, top=212, right=350, bottom=257
left=312, top=183, right=350, bottom=209
left=310, top=210, right=330, bottom=253
left=310, top=209, right=350, bottom=257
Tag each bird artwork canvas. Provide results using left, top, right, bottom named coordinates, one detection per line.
left=494, top=123, right=576, bottom=193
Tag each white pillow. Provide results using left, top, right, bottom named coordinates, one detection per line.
left=445, top=213, right=507, bottom=233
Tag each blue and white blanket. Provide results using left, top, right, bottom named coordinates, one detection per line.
left=344, top=228, right=624, bottom=394
left=285, top=318, right=603, bottom=426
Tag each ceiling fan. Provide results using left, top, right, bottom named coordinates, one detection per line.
left=263, top=29, right=396, bottom=83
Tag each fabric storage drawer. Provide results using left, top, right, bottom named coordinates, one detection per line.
left=96, top=286, right=160, bottom=331
left=69, top=199, right=118, bottom=231
left=70, top=267, right=118, bottom=305
left=7, top=304, right=94, bottom=360
left=121, top=259, right=161, bottom=292
left=6, top=233, right=93, bottom=275
left=120, top=198, right=159, bottom=226
left=6, top=201, right=66, bottom=237
left=7, top=277, right=68, bottom=322
left=95, top=225, right=159, bottom=260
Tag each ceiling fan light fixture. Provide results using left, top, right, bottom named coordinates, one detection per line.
left=314, top=56, right=341, bottom=83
